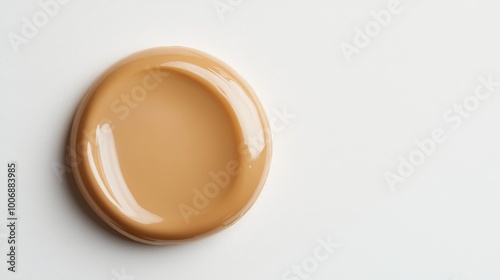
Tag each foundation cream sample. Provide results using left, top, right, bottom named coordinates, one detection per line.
left=69, top=47, right=272, bottom=244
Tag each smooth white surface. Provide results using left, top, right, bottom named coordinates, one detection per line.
left=1, top=0, right=500, bottom=279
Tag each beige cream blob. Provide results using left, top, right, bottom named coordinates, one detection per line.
left=69, top=47, right=272, bottom=244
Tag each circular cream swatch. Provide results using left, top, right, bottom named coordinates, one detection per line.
left=69, top=47, right=272, bottom=244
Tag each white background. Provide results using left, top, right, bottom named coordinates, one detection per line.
left=1, top=0, right=500, bottom=279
